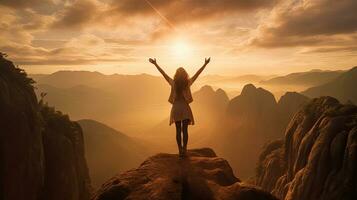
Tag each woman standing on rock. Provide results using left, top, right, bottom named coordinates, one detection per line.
left=149, top=57, right=210, bottom=157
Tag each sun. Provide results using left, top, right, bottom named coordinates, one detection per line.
left=171, top=39, right=193, bottom=59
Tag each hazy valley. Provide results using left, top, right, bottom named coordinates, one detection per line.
left=27, top=64, right=357, bottom=183
left=2, top=55, right=356, bottom=200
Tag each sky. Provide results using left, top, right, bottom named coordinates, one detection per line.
left=1, top=0, right=357, bottom=76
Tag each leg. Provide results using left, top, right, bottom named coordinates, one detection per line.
left=175, top=121, right=182, bottom=154
left=182, top=119, right=189, bottom=153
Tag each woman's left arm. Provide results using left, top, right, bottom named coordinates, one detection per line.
left=149, top=58, right=173, bottom=85
left=190, top=57, right=210, bottom=84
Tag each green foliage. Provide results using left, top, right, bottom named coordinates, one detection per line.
left=0, top=52, right=8, bottom=58
left=39, top=98, right=79, bottom=142
left=0, top=54, right=35, bottom=89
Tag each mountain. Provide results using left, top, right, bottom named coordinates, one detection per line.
left=191, top=85, right=229, bottom=121
left=31, top=71, right=171, bottom=134
left=196, top=74, right=274, bottom=98
left=32, top=71, right=161, bottom=90
left=277, top=92, right=309, bottom=126
left=218, top=74, right=274, bottom=84
left=261, top=69, right=343, bottom=86
left=214, top=84, right=281, bottom=178
left=92, top=148, right=278, bottom=200
left=198, top=74, right=272, bottom=85
left=0, top=56, right=91, bottom=200
left=210, top=84, right=308, bottom=178
left=302, top=66, right=357, bottom=104
left=256, top=97, right=357, bottom=200
left=226, top=84, right=279, bottom=138
left=78, top=119, right=150, bottom=188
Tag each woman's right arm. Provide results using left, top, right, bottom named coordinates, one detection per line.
left=190, top=57, right=210, bottom=84
left=149, top=58, right=173, bottom=85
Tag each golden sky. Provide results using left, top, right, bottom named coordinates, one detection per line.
left=1, top=0, right=357, bottom=76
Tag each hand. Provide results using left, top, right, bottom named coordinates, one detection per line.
left=149, top=58, right=157, bottom=65
left=204, top=57, right=211, bottom=65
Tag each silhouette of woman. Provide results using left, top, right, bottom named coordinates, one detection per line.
left=149, top=57, right=211, bottom=157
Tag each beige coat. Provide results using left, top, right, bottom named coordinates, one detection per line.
left=168, top=79, right=193, bottom=104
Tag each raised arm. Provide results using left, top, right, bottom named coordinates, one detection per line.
left=149, top=58, right=173, bottom=85
left=190, top=57, right=210, bottom=84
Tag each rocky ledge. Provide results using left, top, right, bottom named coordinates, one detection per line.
left=92, top=148, right=278, bottom=200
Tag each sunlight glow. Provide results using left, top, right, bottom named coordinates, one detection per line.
left=171, top=39, right=193, bottom=59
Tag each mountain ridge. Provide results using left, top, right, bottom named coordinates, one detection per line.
left=261, top=69, right=344, bottom=86
left=302, top=66, right=357, bottom=103
left=78, top=119, right=149, bottom=188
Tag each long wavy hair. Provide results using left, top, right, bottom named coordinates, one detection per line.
left=174, top=67, right=189, bottom=94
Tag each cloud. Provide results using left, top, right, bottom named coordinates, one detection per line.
left=0, top=0, right=58, bottom=15
left=0, top=0, right=50, bottom=8
left=49, top=0, right=279, bottom=30
left=303, top=46, right=357, bottom=54
left=252, top=0, right=357, bottom=48
left=0, top=33, right=136, bottom=66
left=51, top=0, right=100, bottom=29
left=13, top=57, right=133, bottom=66
left=0, top=7, right=53, bottom=47
left=112, top=0, right=278, bottom=25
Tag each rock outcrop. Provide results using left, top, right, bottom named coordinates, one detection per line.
left=93, top=148, right=278, bottom=200
left=0, top=56, right=91, bottom=200
left=256, top=97, right=357, bottom=200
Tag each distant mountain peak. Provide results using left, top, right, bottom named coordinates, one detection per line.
left=302, top=66, right=357, bottom=103
left=278, top=91, right=309, bottom=103
left=216, top=88, right=228, bottom=97
left=199, top=85, right=215, bottom=92
left=239, top=84, right=275, bottom=102
left=241, top=83, right=257, bottom=94
left=261, top=69, right=343, bottom=86
left=52, top=70, right=104, bottom=75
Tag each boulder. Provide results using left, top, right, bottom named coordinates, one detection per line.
left=93, top=148, right=278, bottom=200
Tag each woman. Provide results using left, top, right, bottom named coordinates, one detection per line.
left=149, top=57, right=211, bottom=157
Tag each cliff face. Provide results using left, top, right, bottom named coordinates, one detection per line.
left=0, top=57, right=44, bottom=200
left=40, top=105, right=92, bottom=200
left=93, top=148, right=278, bottom=200
left=0, top=57, right=91, bottom=200
left=256, top=97, right=357, bottom=200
